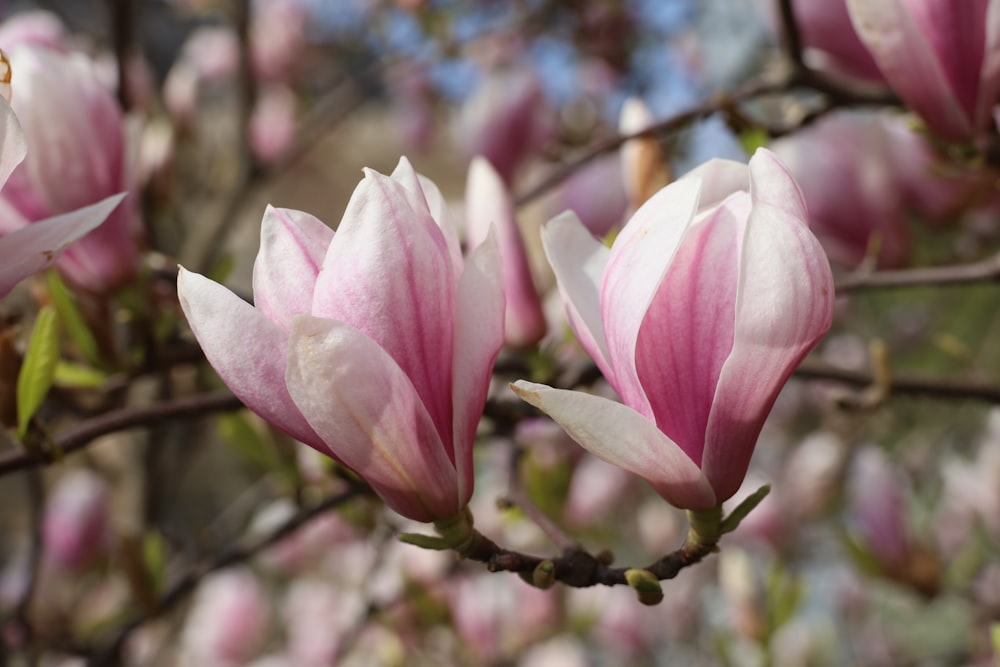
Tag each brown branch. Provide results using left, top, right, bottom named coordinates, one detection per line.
left=835, top=253, right=1000, bottom=292
left=454, top=520, right=716, bottom=589
left=0, top=392, right=245, bottom=476
left=795, top=358, right=1000, bottom=404
left=514, top=76, right=790, bottom=207
left=776, top=0, right=804, bottom=69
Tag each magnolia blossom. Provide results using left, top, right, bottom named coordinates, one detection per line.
left=456, top=68, right=552, bottom=185
left=465, top=156, right=545, bottom=348
left=178, top=158, right=504, bottom=523
left=790, top=0, right=885, bottom=83
left=513, top=149, right=834, bottom=509
left=0, top=43, right=138, bottom=294
left=847, top=0, right=1000, bottom=142
left=42, top=469, right=110, bottom=571
left=0, top=78, right=122, bottom=298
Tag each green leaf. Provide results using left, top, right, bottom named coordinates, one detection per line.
left=46, top=271, right=101, bottom=366
left=143, top=530, right=166, bottom=596
left=16, top=306, right=60, bottom=437
left=53, top=361, right=109, bottom=389
left=739, top=127, right=770, bottom=155
left=720, top=484, right=771, bottom=535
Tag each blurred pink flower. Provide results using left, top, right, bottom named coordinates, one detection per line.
left=0, top=68, right=123, bottom=298
left=549, top=152, right=628, bottom=238
left=456, top=68, right=553, bottom=185
left=792, top=0, right=885, bottom=83
left=465, top=156, right=546, bottom=348
left=178, top=159, right=505, bottom=522
left=0, top=10, right=70, bottom=52
left=0, top=44, right=139, bottom=294
left=847, top=0, right=1000, bottom=142
left=847, top=447, right=912, bottom=570
left=249, top=85, right=297, bottom=165
left=772, top=111, right=972, bottom=268
left=181, top=568, right=271, bottom=665
left=42, top=470, right=110, bottom=571
left=513, top=149, right=834, bottom=509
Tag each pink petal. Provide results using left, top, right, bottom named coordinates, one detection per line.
left=466, top=157, right=545, bottom=347
left=451, top=233, right=505, bottom=504
left=635, top=193, right=748, bottom=464
left=701, top=158, right=834, bottom=502
left=286, top=315, right=460, bottom=522
left=510, top=381, right=716, bottom=509
left=252, top=206, right=332, bottom=330
left=176, top=267, right=324, bottom=451
left=848, top=0, right=974, bottom=141
left=539, top=211, right=612, bottom=375
left=312, top=167, right=455, bottom=439
left=0, top=193, right=123, bottom=297
left=600, top=177, right=702, bottom=418
left=681, top=158, right=748, bottom=213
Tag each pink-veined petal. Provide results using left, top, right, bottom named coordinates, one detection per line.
left=0, top=193, right=123, bottom=297
left=466, top=157, right=544, bottom=347
left=286, top=315, right=460, bottom=522
left=601, top=177, right=702, bottom=418
left=177, top=267, right=324, bottom=451
left=312, top=167, right=455, bottom=438
left=702, top=180, right=834, bottom=502
left=252, top=206, right=332, bottom=330
left=451, top=231, right=505, bottom=505
left=635, top=193, right=748, bottom=464
left=743, top=148, right=809, bottom=223
left=510, top=381, right=717, bottom=509
left=848, top=0, right=974, bottom=141
left=540, top=211, right=612, bottom=375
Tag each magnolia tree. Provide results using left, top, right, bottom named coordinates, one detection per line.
left=0, top=0, right=999, bottom=665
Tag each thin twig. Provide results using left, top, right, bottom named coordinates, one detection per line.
left=835, top=253, right=1000, bottom=292
left=0, top=392, right=245, bottom=477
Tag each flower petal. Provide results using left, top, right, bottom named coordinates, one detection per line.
left=312, top=168, right=455, bottom=438
left=252, top=205, right=332, bottom=330
left=286, top=315, right=459, bottom=522
left=681, top=158, right=748, bottom=213
left=600, top=177, right=701, bottom=417
left=0, top=193, right=123, bottom=297
left=451, top=231, right=505, bottom=504
left=177, top=267, right=324, bottom=450
left=635, top=192, right=748, bottom=464
left=540, top=211, right=612, bottom=374
left=466, top=157, right=545, bottom=347
left=702, top=158, right=834, bottom=502
left=847, top=0, right=974, bottom=141
left=510, top=381, right=716, bottom=509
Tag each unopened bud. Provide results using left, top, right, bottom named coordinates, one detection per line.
left=625, top=568, right=663, bottom=606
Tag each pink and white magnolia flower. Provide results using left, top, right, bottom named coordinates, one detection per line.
left=0, top=80, right=122, bottom=298
left=847, top=0, right=1000, bottom=142
left=0, top=43, right=138, bottom=294
left=178, top=158, right=505, bottom=523
left=465, top=156, right=546, bottom=348
left=512, top=149, right=834, bottom=510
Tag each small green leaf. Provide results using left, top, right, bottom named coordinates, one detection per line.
left=16, top=306, right=60, bottom=437
left=143, top=530, right=166, bottom=595
left=54, top=361, right=109, bottom=389
left=720, top=484, right=771, bottom=535
left=739, top=127, right=770, bottom=155
left=46, top=271, right=102, bottom=366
